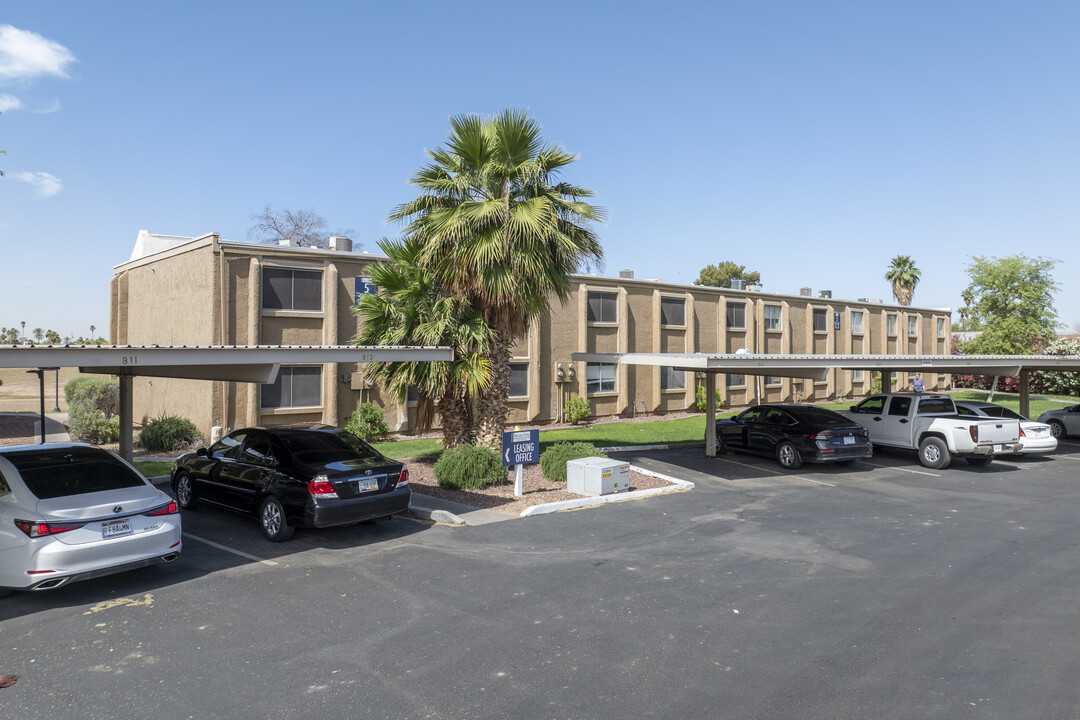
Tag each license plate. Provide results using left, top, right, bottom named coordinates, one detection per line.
left=357, top=478, right=379, bottom=493
left=102, top=519, right=132, bottom=539
left=993, top=444, right=1002, bottom=452
left=843, top=436, right=855, bottom=445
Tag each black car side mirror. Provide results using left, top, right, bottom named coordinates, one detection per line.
left=196, top=447, right=209, bottom=457
left=849, top=405, right=858, bottom=412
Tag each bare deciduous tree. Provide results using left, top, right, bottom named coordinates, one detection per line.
left=248, top=205, right=357, bottom=249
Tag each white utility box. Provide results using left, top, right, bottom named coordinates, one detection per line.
left=566, top=457, right=630, bottom=496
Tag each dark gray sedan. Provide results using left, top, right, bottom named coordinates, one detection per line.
left=171, top=426, right=410, bottom=541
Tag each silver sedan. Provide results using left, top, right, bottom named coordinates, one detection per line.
left=955, top=401, right=1057, bottom=455
left=0, top=443, right=182, bottom=594
left=1037, top=404, right=1080, bottom=439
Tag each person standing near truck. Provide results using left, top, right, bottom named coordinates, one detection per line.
left=912, top=373, right=925, bottom=393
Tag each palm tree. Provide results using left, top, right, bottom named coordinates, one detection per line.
left=32, top=328, right=43, bottom=343
left=389, top=109, right=605, bottom=448
left=885, top=256, right=921, bottom=306
left=354, top=237, right=493, bottom=449
left=89, top=325, right=96, bottom=343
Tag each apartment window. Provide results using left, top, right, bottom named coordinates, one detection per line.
left=586, top=363, right=616, bottom=394
left=813, top=308, right=827, bottom=333
left=765, top=376, right=783, bottom=386
left=407, top=386, right=419, bottom=404
left=262, top=366, right=321, bottom=409
left=886, top=314, right=898, bottom=335
left=851, top=312, right=864, bottom=334
left=587, top=291, right=617, bottom=323
left=660, top=297, right=685, bottom=327
left=660, top=366, right=686, bottom=391
left=725, top=373, right=746, bottom=387
left=908, top=316, right=918, bottom=337
left=852, top=369, right=865, bottom=381
left=937, top=318, right=945, bottom=338
left=764, top=305, right=782, bottom=331
left=509, top=362, right=529, bottom=397
left=726, top=302, right=746, bottom=329
left=263, top=268, right=322, bottom=311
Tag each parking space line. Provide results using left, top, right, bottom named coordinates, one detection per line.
left=713, top=456, right=837, bottom=487
left=182, top=532, right=279, bottom=566
left=857, top=460, right=941, bottom=477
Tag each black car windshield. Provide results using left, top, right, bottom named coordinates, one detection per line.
left=787, top=407, right=854, bottom=428
left=277, top=431, right=381, bottom=464
left=3, top=447, right=146, bottom=499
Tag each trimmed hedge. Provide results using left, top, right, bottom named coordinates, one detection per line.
left=138, top=415, right=204, bottom=452
left=539, top=441, right=606, bottom=483
left=344, top=402, right=389, bottom=441
left=433, top=444, right=506, bottom=490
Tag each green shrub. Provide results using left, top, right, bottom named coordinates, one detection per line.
left=344, top=402, right=390, bottom=441
left=694, top=385, right=724, bottom=412
left=64, top=376, right=117, bottom=408
left=68, top=379, right=120, bottom=444
left=563, top=396, right=590, bottom=424
left=433, top=444, right=506, bottom=490
left=138, top=415, right=204, bottom=452
left=539, top=441, right=606, bottom=483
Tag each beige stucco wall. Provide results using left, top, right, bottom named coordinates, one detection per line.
left=112, top=237, right=953, bottom=436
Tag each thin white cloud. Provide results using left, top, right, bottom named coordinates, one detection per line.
left=13, top=171, right=62, bottom=198
left=0, top=25, right=76, bottom=82
left=0, top=93, right=21, bottom=111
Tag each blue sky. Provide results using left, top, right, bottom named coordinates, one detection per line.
left=1, top=1, right=1077, bottom=341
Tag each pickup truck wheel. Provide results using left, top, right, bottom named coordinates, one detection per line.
left=965, top=456, right=993, bottom=467
left=918, top=437, right=951, bottom=469
left=776, top=441, right=803, bottom=470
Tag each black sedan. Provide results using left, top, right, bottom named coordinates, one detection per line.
left=711, top=404, right=872, bottom=469
left=171, top=426, right=410, bottom=541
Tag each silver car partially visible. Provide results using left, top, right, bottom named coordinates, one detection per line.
left=1037, top=404, right=1080, bottom=439
left=955, top=401, right=1057, bottom=455
left=0, top=443, right=181, bottom=594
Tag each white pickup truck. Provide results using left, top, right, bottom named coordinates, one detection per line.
left=840, top=393, right=1021, bottom=468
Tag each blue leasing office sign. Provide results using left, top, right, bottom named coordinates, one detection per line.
left=354, top=277, right=378, bottom=304
left=502, top=429, right=539, bottom=467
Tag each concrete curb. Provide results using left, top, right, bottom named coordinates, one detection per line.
left=405, top=506, right=466, bottom=525
left=519, top=465, right=694, bottom=517
left=598, top=443, right=704, bottom=453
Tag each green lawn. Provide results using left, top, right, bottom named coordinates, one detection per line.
left=134, top=460, right=174, bottom=478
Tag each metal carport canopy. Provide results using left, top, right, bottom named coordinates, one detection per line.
left=0, top=344, right=454, bottom=461
left=572, top=352, right=1080, bottom=457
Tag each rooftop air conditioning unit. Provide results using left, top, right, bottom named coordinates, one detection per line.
left=800, top=287, right=812, bottom=297
left=329, top=236, right=353, bottom=252
left=857, top=297, right=869, bottom=302
left=818, top=290, right=833, bottom=298
left=747, top=284, right=762, bottom=292
left=872, top=299, right=883, bottom=304
left=730, top=279, right=747, bottom=291
left=619, top=269, right=634, bottom=279
left=278, top=238, right=300, bottom=247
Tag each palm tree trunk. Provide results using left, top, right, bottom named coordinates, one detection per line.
left=438, top=383, right=471, bottom=450
left=474, top=331, right=512, bottom=450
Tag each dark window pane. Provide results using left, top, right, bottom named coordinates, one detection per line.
left=262, top=366, right=321, bottom=408
left=888, top=397, right=911, bottom=416
left=813, top=309, right=827, bottom=332
left=661, top=298, right=685, bottom=327
left=292, top=270, right=322, bottom=311
left=726, top=303, right=745, bottom=329
left=263, top=268, right=291, bottom=310
left=242, top=434, right=274, bottom=463
left=661, top=366, right=685, bottom=390
left=509, top=363, right=528, bottom=397
left=587, top=292, right=616, bottom=323
left=725, top=373, right=746, bottom=387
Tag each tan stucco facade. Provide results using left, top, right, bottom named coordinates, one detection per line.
left=112, top=234, right=952, bottom=436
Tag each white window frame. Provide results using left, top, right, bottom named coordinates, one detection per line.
left=887, top=314, right=898, bottom=336
left=508, top=362, right=529, bottom=398
left=262, top=267, right=323, bottom=312
left=261, top=365, right=322, bottom=409
left=764, top=305, right=782, bottom=331
left=908, top=316, right=918, bottom=337
left=937, top=318, right=945, bottom=338
left=660, top=366, right=686, bottom=391
left=812, top=308, right=828, bottom=333
left=587, top=291, right=618, bottom=324
left=726, top=302, right=746, bottom=329
left=586, top=362, right=616, bottom=395
left=851, top=311, right=864, bottom=335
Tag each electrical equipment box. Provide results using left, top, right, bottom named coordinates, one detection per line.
left=566, top=457, right=630, bottom=496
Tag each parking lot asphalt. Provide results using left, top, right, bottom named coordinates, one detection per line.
left=4, top=439, right=1080, bottom=719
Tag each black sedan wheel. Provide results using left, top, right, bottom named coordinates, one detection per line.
left=776, top=441, right=803, bottom=470
left=260, top=496, right=295, bottom=542
left=175, top=471, right=198, bottom=510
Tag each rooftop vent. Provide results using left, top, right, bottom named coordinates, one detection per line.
left=747, top=284, right=762, bottom=292
left=278, top=238, right=300, bottom=247
left=818, top=290, right=832, bottom=298
left=619, top=269, right=634, bottom=279
left=799, top=287, right=812, bottom=297
left=329, top=236, right=353, bottom=252
left=856, top=297, right=869, bottom=302
left=871, top=299, right=883, bottom=304
left=730, top=279, right=747, bottom=291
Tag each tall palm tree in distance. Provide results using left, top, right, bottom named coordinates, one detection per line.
left=885, top=256, right=921, bottom=306
left=389, top=109, right=605, bottom=448
left=354, top=237, right=493, bottom=449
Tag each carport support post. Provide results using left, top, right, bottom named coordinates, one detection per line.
left=119, top=374, right=133, bottom=463
left=705, top=371, right=717, bottom=458
left=882, top=370, right=893, bottom=394
left=1019, top=370, right=1030, bottom=419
